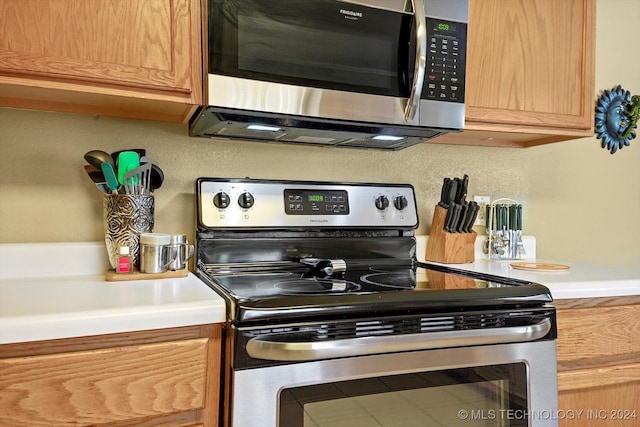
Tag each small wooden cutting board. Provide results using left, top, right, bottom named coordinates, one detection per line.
left=510, top=262, right=570, bottom=271
left=106, top=269, right=188, bottom=281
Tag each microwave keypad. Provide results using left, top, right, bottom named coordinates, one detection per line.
left=424, top=18, right=466, bottom=104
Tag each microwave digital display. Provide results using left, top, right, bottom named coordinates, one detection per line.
left=433, top=21, right=457, bottom=33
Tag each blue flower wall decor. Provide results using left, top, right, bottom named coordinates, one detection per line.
left=595, top=85, right=639, bottom=154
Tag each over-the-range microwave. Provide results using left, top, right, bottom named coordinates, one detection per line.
left=190, top=0, right=468, bottom=150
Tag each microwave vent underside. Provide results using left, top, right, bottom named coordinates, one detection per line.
left=190, top=107, right=447, bottom=150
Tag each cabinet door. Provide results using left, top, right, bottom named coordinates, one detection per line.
left=467, top=0, right=595, bottom=133
left=556, top=303, right=640, bottom=427
left=435, top=0, right=595, bottom=147
left=0, top=0, right=203, bottom=122
left=0, top=325, right=221, bottom=427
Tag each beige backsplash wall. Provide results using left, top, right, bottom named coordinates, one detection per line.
left=1, top=0, right=638, bottom=270
left=0, top=109, right=531, bottom=240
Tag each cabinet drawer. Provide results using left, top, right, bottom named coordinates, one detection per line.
left=0, top=338, right=208, bottom=426
left=556, top=304, right=640, bottom=370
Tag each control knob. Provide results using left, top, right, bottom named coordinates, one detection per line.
left=374, top=195, right=389, bottom=210
left=213, top=192, right=230, bottom=209
left=393, top=195, right=408, bottom=210
left=238, top=192, right=255, bottom=209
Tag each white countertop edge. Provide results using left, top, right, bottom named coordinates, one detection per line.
left=418, top=260, right=640, bottom=300
left=542, top=280, right=640, bottom=300
left=0, top=301, right=225, bottom=345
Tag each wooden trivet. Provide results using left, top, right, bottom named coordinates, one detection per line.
left=510, top=262, right=570, bottom=271
left=106, top=268, right=188, bottom=281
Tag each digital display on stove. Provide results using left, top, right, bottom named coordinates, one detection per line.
left=284, top=189, right=350, bottom=215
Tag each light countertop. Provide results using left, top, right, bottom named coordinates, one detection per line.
left=2, top=239, right=639, bottom=345
left=416, top=236, right=640, bottom=300
left=0, top=242, right=226, bottom=345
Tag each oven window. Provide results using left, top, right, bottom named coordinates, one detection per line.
left=280, top=364, right=527, bottom=426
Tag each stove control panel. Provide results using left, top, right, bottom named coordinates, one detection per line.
left=197, top=178, right=418, bottom=229
left=284, top=189, right=350, bottom=215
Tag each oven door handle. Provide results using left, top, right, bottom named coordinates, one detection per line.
left=246, top=318, right=552, bottom=361
left=404, top=0, right=427, bottom=122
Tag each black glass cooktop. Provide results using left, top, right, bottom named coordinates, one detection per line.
left=201, top=264, right=415, bottom=299
left=196, top=237, right=552, bottom=324
left=201, top=264, right=522, bottom=300
left=198, top=263, right=552, bottom=324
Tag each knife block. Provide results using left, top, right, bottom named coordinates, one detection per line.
left=425, top=205, right=476, bottom=263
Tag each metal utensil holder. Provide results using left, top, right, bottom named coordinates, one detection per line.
left=484, top=198, right=525, bottom=260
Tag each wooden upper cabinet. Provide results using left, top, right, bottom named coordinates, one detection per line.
left=435, top=0, right=596, bottom=147
left=0, top=0, right=203, bottom=123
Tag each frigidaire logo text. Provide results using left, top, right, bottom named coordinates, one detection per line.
left=340, top=9, right=363, bottom=18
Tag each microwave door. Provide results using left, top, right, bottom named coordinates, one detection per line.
left=209, top=0, right=418, bottom=118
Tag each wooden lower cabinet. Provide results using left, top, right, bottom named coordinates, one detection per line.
left=555, top=300, right=640, bottom=427
left=0, top=324, right=222, bottom=427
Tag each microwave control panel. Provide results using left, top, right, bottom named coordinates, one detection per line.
left=424, top=17, right=467, bottom=104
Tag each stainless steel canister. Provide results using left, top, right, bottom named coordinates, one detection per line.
left=167, top=234, right=195, bottom=271
left=139, top=233, right=176, bottom=273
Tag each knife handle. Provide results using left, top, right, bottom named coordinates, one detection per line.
left=456, top=203, right=468, bottom=232
left=447, top=180, right=458, bottom=208
left=456, top=174, right=469, bottom=204
left=463, top=201, right=478, bottom=232
left=438, top=178, right=451, bottom=208
left=447, top=203, right=460, bottom=233
left=443, top=205, right=454, bottom=232
left=516, top=204, right=523, bottom=231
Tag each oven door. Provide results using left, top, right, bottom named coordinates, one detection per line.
left=230, top=340, right=558, bottom=427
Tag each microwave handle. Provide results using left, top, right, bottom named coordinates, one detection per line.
left=404, top=0, right=427, bottom=122
left=246, top=318, right=552, bottom=362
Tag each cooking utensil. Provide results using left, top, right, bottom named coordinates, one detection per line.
left=149, top=164, right=164, bottom=192
left=84, top=150, right=114, bottom=170
left=84, top=164, right=105, bottom=183
left=123, top=162, right=152, bottom=195
left=100, top=162, right=120, bottom=194
left=139, top=156, right=158, bottom=165
left=95, top=182, right=110, bottom=194
left=139, top=156, right=164, bottom=192
left=515, top=204, right=526, bottom=257
left=112, top=149, right=146, bottom=167
left=117, top=151, right=141, bottom=185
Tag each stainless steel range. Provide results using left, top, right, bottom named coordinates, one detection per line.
left=195, top=178, right=558, bottom=427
